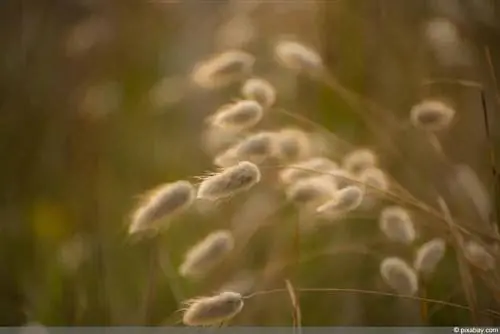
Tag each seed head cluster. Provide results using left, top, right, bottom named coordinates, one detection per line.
left=128, top=31, right=483, bottom=326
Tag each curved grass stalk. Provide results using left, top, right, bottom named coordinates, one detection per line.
left=259, top=163, right=500, bottom=243
left=244, top=287, right=500, bottom=319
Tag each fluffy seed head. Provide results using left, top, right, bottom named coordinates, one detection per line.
left=179, top=230, right=235, bottom=278
left=316, top=185, right=364, bottom=216
left=410, top=100, right=455, bottom=131
left=342, top=149, right=378, bottom=174
left=274, top=40, right=323, bottom=72
left=425, top=18, right=470, bottom=66
left=379, top=206, right=416, bottom=245
left=209, top=100, right=263, bottom=131
left=452, top=164, right=490, bottom=223
left=129, top=180, right=195, bottom=234
left=182, top=291, right=244, bottom=326
left=241, top=78, right=276, bottom=108
left=413, top=238, right=446, bottom=276
left=279, top=157, right=339, bottom=185
left=380, top=257, right=419, bottom=296
left=464, top=240, right=495, bottom=271
left=274, top=128, right=312, bottom=162
left=214, top=132, right=278, bottom=167
left=359, top=167, right=389, bottom=192
left=197, top=161, right=261, bottom=201
left=328, top=168, right=357, bottom=189
left=191, top=50, right=255, bottom=89
left=285, top=175, right=337, bottom=209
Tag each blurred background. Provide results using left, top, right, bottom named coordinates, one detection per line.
left=2, top=0, right=500, bottom=327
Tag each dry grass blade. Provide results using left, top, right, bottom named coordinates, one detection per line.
left=421, top=78, right=483, bottom=89
left=437, top=197, right=479, bottom=324
left=285, top=279, right=302, bottom=334
left=419, top=282, right=429, bottom=325
left=318, top=72, right=402, bottom=157
left=483, top=46, right=499, bottom=234
left=273, top=107, right=354, bottom=152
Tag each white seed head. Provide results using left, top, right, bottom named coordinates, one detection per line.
left=274, top=128, right=312, bottom=162
left=191, top=50, right=255, bottom=89
left=279, top=157, right=339, bottom=185
left=241, top=78, right=276, bottom=108
left=215, top=15, right=255, bottom=49
left=359, top=167, right=389, bottom=192
left=285, top=175, right=337, bottom=209
left=410, top=100, right=455, bottom=131
left=201, top=126, right=241, bottom=157
left=129, top=180, right=195, bottom=234
left=209, top=100, right=263, bottom=131
left=452, top=164, right=491, bottom=223
left=464, top=240, right=496, bottom=271
left=197, top=161, right=261, bottom=201
left=414, top=238, right=446, bottom=276
left=342, top=149, right=378, bottom=174
left=182, top=291, right=244, bottom=326
left=179, top=230, right=235, bottom=278
left=213, top=132, right=278, bottom=167
left=379, top=206, right=416, bottom=245
left=425, top=18, right=470, bottom=66
left=274, top=40, right=323, bottom=72
left=380, top=257, right=419, bottom=296
left=316, top=185, right=364, bottom=216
